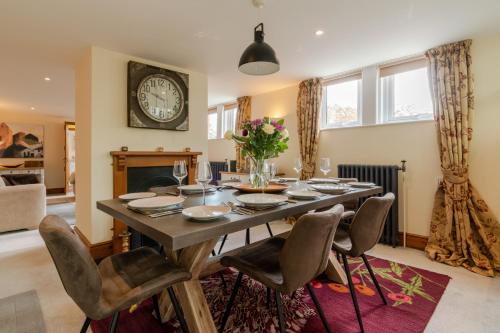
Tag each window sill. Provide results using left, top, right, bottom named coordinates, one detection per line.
left=320, top=118, right=435, bottom=132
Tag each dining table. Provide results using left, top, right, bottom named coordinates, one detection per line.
left=97, top=182, right=383, bottom=333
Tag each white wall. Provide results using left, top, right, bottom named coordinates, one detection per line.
left=208, top=35, right=500, bottom=237
left=75, top=47, right=208, bottom=243
left=208, top=139, right=235, bottom=161
left=0, top=110, right=72, bottom=189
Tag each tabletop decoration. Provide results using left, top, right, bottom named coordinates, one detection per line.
left=225, top=117, right=289, bottom=188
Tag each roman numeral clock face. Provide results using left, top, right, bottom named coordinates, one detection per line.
left=137, top=75, right=184, bottom=122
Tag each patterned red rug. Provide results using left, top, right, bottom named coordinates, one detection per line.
left=91, top=255, right=450, bottom=333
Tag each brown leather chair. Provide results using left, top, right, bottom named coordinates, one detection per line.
left=219, top=205, right=344, bottom=333
left=332, top=193, right=395, bottom=333
left=39, top=215, right=191, bottom=333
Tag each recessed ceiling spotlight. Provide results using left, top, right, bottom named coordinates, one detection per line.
left=30, top=107, right=35, bottom=110
left=44, top=77, right=51, bottom=81
left=315, top=30, right=325, bottom=36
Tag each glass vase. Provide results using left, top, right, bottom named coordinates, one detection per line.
left=249, top=159, right=265, bottom=189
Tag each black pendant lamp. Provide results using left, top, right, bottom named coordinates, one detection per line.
left=238, top=23, right=280, bottom=75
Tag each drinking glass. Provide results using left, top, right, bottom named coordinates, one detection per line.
left=173, top=160, right=187, bottom=197
left=320, top=157, right=331, bottom=177
left=293, top=158, right=303, bottom=183
left=196, top=160, right=212, bottom=205
left=269, top=162, right=277, bottom=180
left=261, top=160, right=272, bottom=193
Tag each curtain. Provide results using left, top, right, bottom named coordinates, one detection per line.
left=235, top=96, right=252, bottom=172
left=296, top=78, right=322, bottom=179
left=425, top=40, right=500, bottom=276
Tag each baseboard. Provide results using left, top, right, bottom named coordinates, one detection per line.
left=74, top=226, right=113, bottom=261
left=46, top=187, right=65, bottom=195
left=398, top=232, right=428, bottom=251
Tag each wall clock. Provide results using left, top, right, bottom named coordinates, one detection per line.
left=128, top=61, right=189, bottom=130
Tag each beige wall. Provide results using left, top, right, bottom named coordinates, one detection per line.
left=0, top=110, right=72, bottom=189
left=208, top=35, right=500, bottom=237
left=208, top=139, right=235, bottom=162
left=75, top=47, right=208, bottom=243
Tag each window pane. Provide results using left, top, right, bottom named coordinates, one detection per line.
left=325, top=80, right=360, bottom=126
left=208, top=112, right=218, bottom=139
left=382, top=67, right=433, bottom=121
left=222, top=107, right=237, bottom=134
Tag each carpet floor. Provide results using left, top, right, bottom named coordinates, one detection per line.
left=90, top=255, right=450, bottom=333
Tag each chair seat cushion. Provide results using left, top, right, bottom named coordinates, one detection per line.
left=332, top=223, right=353, bottom=255
left=221, top=237, right=286, bottom=290
left=98, top=247, right=190, bottom=316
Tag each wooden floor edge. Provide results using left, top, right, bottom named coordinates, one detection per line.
left=398, top=232, right=428, bottom=251
left=73, top=226, right=113, bottom=261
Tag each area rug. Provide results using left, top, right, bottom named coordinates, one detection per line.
left=0, top=290, right=46, bottom=333
left=91, top=255, right=450, bottom=333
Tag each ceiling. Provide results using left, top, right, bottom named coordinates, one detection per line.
left=1, top=0, right=500, bottom=118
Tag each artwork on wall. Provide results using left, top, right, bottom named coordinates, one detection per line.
left=127, top=61, right=189, bottom=131
left=0, top=122, right=44, bottom=158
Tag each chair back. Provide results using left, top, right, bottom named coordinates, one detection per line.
left=349, top=193, right=395, bottom=256
left=279, top=205, right=343, bottom=292
left=39, top=215, right=103, bottom=318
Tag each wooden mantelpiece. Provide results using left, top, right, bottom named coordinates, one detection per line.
left=111, top=150, right=202, bottom=254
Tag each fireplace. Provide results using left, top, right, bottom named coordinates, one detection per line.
left=111, top=150, right=201, bottom=253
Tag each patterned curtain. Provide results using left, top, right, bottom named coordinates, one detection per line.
left=425, top=40, right=500, bottom=276
left=236, top=96, right=252, bottom=172
left=296, top=78, right=322, bottom=179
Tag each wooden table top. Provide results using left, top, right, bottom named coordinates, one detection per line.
left=97, top=185, right=383, bottom=251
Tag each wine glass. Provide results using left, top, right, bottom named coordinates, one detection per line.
left=293, top=158, right=303, bottom=183
left=196, top=160, right=212, bottom=205
left=269, top=162, right=277, bottom=180
left=173, top=160, right=187, bottom=197
left=320, top=158, right=331, bottom=177
left=261, top=160, right=272, bottom=193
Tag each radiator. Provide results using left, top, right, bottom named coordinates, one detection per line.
left=210, top=161, right=229, bottom=184
left=338, top=163, right=405, bottom=247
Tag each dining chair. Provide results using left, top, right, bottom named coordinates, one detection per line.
left=39, top=215, right=191, bottom=333
left=332, top=193, right=395, bottom=333
left=219, top=205, right=344, bottom=333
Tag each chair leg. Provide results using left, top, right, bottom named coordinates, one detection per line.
left=219, top=272, right=243, bottom=333
left=219, top=271, right=228, bottom=292
left=361, top=254, right=387, bottom=305
left=274, top=290, right=286, bottom=333
left=211, top=249, right=217, bottom=256
left=245, top=228, right=250, bottom=245
left=152, top=294, right=162, bottom=325
left=167, top=287, right=189, bottom=333
left=80, top=317, right=91, bottom=333
left=266, top=222, right=274, bottom=237
left=342, top=254, right=365, bottom=333
left=217, top=234, right=228, bottom=255
left=108, top=312, right=119, bottom=333
left=306, top=283, right=332, bottom=333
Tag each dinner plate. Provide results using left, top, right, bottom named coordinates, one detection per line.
left=232, top=183, right=288, bottom=193
left=308, top=178, right=340, bottom=184
left=128, top=196, right=185, bottom=210
left=287, top=190, right=322, bottom=200
left=348, top=182, right=376, bottom=188
left=221, top=182, right=242, bottom=188
left=280, top=177, right=299, bottom=182
left=182, top=205, right=231, bottom=221
left=119, top=192, right=156, bottom=201
left=310, top=184, right=350, bottom=195
left=236, top=193, right=288, bottom=207
left=178, top=184, right=217, bottom=193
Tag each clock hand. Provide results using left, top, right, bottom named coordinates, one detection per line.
left=151, top=92, right=166, bottom=102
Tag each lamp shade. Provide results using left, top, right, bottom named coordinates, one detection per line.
left=238, top=23, right=280, bottom=75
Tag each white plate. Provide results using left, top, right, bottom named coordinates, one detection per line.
left=287, top=190, right=322, bottom=199
left=221, top=182, right=242, bottom=188
left=310, top=184, right=350, bottom=195
left=119, top=192, right=156, bottom=201
left=308, top=178, right=340, bottom=184
left=279, top=177, right=299, bottom=182
left=182, top=205, right=231, bottom=221
left=178, top=184, right=216, bottom=193
left=348, top=182, right=376, bottom=188
left=236, top=193, right=288, bottom=207
left=128, top=196, right=185, bottom=210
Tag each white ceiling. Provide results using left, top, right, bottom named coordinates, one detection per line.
left=1, top=0, right=500, bottom=118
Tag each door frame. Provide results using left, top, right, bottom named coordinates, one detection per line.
left=64, top=121, right=76, bottom=194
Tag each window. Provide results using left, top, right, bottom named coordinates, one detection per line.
left=380, top=59, right=433, bottom=122
left=208, top=108, right=218, bottom=140
left=322, top=73, right=362, bottom=128
left=207, top=103, right=238, bottom=139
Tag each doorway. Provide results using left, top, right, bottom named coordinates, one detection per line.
left=64, top=122, right=76, bottom=195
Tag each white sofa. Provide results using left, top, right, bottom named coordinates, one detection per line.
left=0, top=184, right=46, bottom=233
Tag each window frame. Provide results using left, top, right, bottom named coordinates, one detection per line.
left=207, top=107, right=219, bottom=140
left=321, top=72, right=363, bottom=129
left=207, top=102, right=238, bottom=140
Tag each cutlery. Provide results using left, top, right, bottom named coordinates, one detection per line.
left=149, top=209, right=183, bottom=218
left=225, top=202, right=255, bottom=215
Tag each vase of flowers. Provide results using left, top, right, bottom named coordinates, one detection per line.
left=225, top=117, right=289, bottom=188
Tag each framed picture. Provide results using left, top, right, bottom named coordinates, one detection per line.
left=0, top=122, right=44, bottom=158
